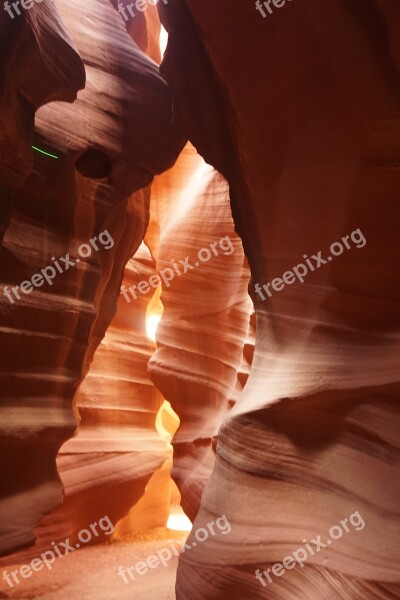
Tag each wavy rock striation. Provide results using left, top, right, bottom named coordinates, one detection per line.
left=159, top=1, right=400, bottom=598
left=149, top=161, right=251, bottom=520
left=0, top=0, right=183, bottom=558
left=0, top=1, right=85, bottom=243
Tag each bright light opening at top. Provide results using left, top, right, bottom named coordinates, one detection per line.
left=159, top=25, right=168, bottom=59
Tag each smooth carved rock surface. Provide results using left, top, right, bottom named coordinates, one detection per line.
left=147, top=142, right=204, bottom=261
left=57, top=241, right=174, bottom=543
left=229, top=310, right=255, bottom=408
left=110, top=0, right=163, bottom=63
left=0, top=0, right=183, bottom=558
left=149, top=161, right=252, bottom=520
left=1, top=1, right=399, bottom=598
left=17, top=242, right=174, bottom=557
left=0, top=1, right=85, bottom=243
left=159, top=1, right=400, bottom=598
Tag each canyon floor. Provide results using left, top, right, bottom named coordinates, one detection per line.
left=0, top=529, right=187, bottom=600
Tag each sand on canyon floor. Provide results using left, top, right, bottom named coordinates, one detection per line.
left=0, top=529, right=188, bottom=600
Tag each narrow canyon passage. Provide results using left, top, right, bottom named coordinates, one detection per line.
left=0, top=1, right=399, bottom=599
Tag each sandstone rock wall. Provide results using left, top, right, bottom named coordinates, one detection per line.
left=0, top=0, right=183, bottom=558
left=158, top=1, right=400, bottom=598
left=0, top=2, right=85, bottom=243
left=149, top=161, right=252, bottom=520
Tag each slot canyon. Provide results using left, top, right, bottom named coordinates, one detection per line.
left=0, top=0, right=399, bottom=599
